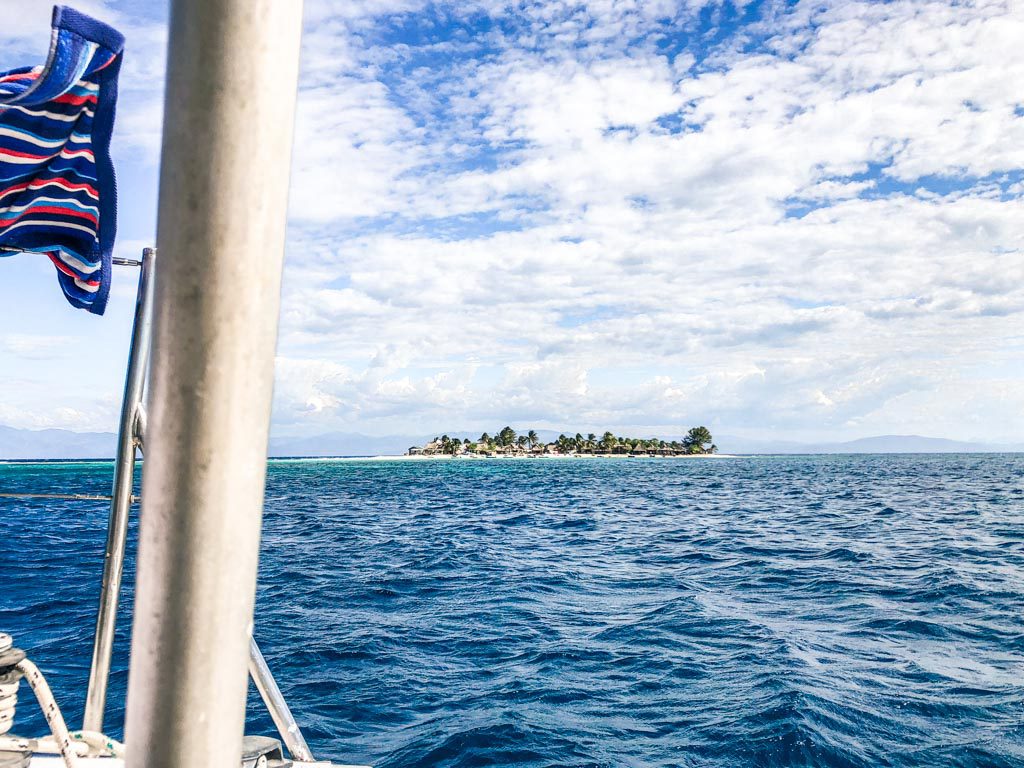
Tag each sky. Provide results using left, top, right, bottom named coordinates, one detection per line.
left=0, top=0, right=1022, bottom=444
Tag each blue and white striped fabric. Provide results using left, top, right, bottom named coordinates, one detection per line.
left=0, top=6, right=124, bottom=315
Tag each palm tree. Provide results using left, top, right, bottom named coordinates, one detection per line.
left=601, top=431, right=616, bottom=451
left=683, top=426, right=713, bottom=454
left=527, top=430, right=539, bottom=449
left=498, top=426, right=516, bottom=447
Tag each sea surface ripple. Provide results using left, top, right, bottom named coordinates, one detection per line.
left=1, top=454, right=1023, bottom=767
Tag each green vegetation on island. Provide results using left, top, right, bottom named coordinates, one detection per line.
left=408, top=426, right=716, bottom=457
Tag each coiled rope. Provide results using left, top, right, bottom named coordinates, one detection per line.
left=0, top=633, right=125, bottom=767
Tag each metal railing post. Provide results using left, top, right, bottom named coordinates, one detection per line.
left=249, top=638, right=314, bottom=762
left=83, top=247, right=155, bottom=733
left=123, top=3, right=304, bottom=768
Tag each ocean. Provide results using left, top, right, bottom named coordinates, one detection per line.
left=1, top=454, right=1022, bottom=767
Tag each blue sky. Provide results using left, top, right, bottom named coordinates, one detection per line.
left=1, top=0, right=1022, bottom=443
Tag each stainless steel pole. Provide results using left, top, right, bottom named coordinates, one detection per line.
left=248, top=638, right=315, bottom=762
left=123, top=3, right=304, bottom=768
left=83, top=247, right=155, bottom=733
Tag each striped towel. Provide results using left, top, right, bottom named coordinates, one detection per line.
left=0, top=6, right=124, bottom=315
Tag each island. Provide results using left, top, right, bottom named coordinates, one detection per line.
left=407, top=426, right=717, bottom=457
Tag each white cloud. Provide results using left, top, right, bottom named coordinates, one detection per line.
left=2, top=0, right=1021, bottom=442
left=0, top=334, right=65, bottom=360
left=268, top=0, right=1024, bottom=442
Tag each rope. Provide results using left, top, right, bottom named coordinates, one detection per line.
left=0, top=493, right=140, bottom=504
left=4, top=658, right=78, bottom=768
left=0, top=635, right=124, bottom=766
left=0, top=493, right=116, bottom=502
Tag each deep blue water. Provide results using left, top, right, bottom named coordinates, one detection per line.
left=1, top=455, right=1023, bottom=767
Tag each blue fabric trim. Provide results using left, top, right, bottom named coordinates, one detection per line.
left=86, top=52, right=120, bottom=314
left=53, top=6, right=125, bottom=55
left=58, top=5, right=123, bottom=315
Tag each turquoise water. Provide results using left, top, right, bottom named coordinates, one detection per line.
left=1, top=455, right=1023, bottom=766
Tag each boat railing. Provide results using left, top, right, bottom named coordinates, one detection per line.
left=1, top=245, right=315, bottom=763
left=84, top=247, right=154, bottom=735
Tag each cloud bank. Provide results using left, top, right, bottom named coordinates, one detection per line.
left=1, top=0, right=1021, bottom=443
left=275, top=0, right=1024, bottom=442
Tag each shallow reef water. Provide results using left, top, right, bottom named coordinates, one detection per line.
left=2, top=454, right=1023, bottom=766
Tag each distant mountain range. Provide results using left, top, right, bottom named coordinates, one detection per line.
left=715, top=434, right=1024, bottom=455
left=1, top=425, right=1021, bottom=460
left=0, top=425, right=422, bottom=460
left=269, top=432, right=427, bottom=458
left=0, top=425, right=119, bottom=460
